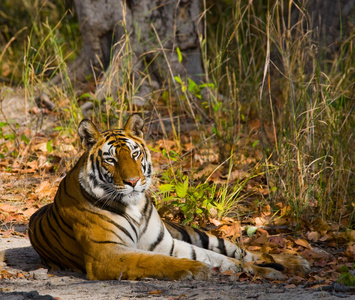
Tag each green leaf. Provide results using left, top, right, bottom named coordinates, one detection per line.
left=213, top=201, right=224, bottom=211
left=20, top=133, right=30, bottom=144
left=174, top=76, right=182, bottom=84
left=246, top=226, right=258, bottom=237
left=176, top=47, right=182, bottom=63
left=252, top=140, right=259, bottom=148
left=0, top=122, right=8, bottom=128
left=46, top=139, right=53, bottom=153
left=188, top=78, right=197, bottom=93
left=196, top=208, right=203, bottom=214
left=199, top=82, right=215, bottom=89
left=158, top=184, right=174, bottom=193
left=162, top=196, right=176, bottom=202
left=4, top=133, right=16, bottom=141
left=176, top=177, right=189, bottom=198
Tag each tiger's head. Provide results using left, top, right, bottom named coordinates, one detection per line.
left=77, top=114, right=152, bottom=207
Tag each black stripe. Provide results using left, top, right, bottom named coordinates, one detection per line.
left=46, top=210, right=63, bottom=244
left=37, top=213, right=84, bottom=271
left=192, top=227, right=210, bottom=249
left=217, top=237, right=227, bottom=255
left=95, top=157, right=105, bottom=182
left=149, top=225, right=165, bottom=251
left=29, top=208, right=79, bottom=271
left=169, top=240, right=175, bottom=256
left=191, top=247, right=196, bottom=260
left=53, top=191, right=74, bottom=232
left=83, top=208, right=135, bottom=243
left=30, top=222, right=59, bottom=268
left=89, top=239, right=124, bottom=245
left=231, top=249, right=237, bottom=258
left=141, top=201, right=154, bottom=236
left=50, top=203, right=76, bottom=241
left=165, top=221, right=192, bottom=244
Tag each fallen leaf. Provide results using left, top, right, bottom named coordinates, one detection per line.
left=221, top=270, right=235, bottom=276
left=345, top=243, right=355, bottom=259
left=284, top=284, right=296, bottom=289
left=295, top=238, right=312, bottom=249
left=251, top=232, right=268, bottom=245
left=307, top=231, right=320, bottom=242
left=0, top=203, right=17, bottom=213
left=35, top=180, right=55, bottom=200
left=346, top=230, right=355, bottom=242
left=255, top=217, right=268, bottom=227
left=22, top=206, right=38, bottom=218
left=312, top=217, right=331, bottom=235
left=149, top=290, right=162, bottom=295
left=268, top=235, right=286, bottom=248
left=219, top=222, right=241, bottom=239
left=209, top=218, right=222, bottom=227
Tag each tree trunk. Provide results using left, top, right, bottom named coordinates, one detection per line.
left=292, top=0, right=354, bottom=53
left=55, top=0, right=203, bottom=105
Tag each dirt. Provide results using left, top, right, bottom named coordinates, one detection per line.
left=0, top=236, right=351, bottom=300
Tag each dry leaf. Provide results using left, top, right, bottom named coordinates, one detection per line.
left=33, top=142, right=49, bottom=153
left=307, top=231, right=320, bottom=242
left=35, top=180, right=55, bottom=200
left=284, top=284, right=296, bottom=289
left=295, top=238, right=312, bottom=249
left=148, top=290, right=162, bottom=295
left=255, top=217, right=268, bottom=227
left=0, top=203, right=18, bottom=213
left=221, top=270, right=235, bottom=276
left=268, top=235, right=286, bottom=248
left=251, top=232, right=268, bottom=246
left=22, top=206, right=38, bottom=218
left=346, top=230, right=355, bottom=242
left=345, top=243, right=355, bottom=259
left=312, top=217, right=331, bottom=235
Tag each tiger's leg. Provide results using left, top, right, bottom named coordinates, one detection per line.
left=84, top=247, right=210, bottom=281
left=148, top=224, right=285, bottom=281
left=73, top=223, right=209, bottom=281
left=164, top=220, right=310, bottom=276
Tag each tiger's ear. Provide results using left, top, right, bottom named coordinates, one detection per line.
left=78, top=119, right=100, bottom=150
left=124, top=114, right=144, bottom=138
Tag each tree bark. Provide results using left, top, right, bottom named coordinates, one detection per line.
left=291, top=0, right=354, bottom=52
left=55, top=0, right=204, bottom=105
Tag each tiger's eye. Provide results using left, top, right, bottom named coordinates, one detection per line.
left=132, top=151, right=140, bottom=158
left=105, top=158, right=116, bottom=165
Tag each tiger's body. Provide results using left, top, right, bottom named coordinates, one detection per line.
left=29, top=114, right=310, bottom=281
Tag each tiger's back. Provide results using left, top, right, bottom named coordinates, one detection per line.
left=29, top=114, right=310, bottom=281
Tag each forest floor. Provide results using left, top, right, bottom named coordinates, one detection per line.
left=0, top=90, right=354, bottom=299
left=0, top=236, right=349, bottom=300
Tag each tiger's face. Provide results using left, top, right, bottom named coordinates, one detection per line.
left=77, top=114, right=152, bottom=206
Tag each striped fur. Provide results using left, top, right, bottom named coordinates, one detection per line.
left=29, top=114, right=310, bottom=281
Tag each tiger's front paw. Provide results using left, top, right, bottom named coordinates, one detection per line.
left=274, top=254, right=310, bottom=276
left=244, top=262, right=285, bottom=280
left=170, top=259, right=210, bottom=281
left=227, top=257, right=285, bottom=280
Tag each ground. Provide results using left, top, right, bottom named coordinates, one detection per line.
left=0, top=236, right=350, bottom=300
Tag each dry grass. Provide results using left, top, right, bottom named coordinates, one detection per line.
left=0, top=0, right=354, bottom=224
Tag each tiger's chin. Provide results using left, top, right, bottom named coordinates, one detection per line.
left=121, top=191, right=145, bottom=206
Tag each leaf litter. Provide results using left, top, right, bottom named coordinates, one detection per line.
left=0, top=110, right=354, bottom=297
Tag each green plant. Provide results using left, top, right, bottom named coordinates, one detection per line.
left=338, top=265, right=355, bottom=286
left=157, top=174, right=220, bottom=225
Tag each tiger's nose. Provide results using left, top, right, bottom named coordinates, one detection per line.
left=123, top=178, right=139, bottom=187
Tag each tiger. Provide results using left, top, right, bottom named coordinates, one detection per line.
left=28, top=114, right=310, bottom=281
